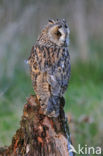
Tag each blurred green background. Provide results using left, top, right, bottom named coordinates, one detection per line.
left=0, top=0, right=103, bottom=155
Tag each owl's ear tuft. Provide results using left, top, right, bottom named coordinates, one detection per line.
left=48, top=19, right=55, bottom=24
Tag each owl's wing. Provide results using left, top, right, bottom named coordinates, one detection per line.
left=46, top=46, right=71, bottom=96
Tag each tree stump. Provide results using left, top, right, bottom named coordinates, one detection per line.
left=0, top=95, right=74, bottom=156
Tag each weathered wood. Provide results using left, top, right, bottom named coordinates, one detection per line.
left=0, top=95, right=74, bottom=156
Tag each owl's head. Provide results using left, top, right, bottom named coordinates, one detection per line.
left=39, top=19, right=70, bottom=47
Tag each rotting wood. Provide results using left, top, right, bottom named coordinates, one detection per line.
left=0, top=95, right=74, bottom=156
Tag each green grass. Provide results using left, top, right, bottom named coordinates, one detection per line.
left=64, top=61, right=103, bottom=155
left=0, top=59, right=103, bottom=155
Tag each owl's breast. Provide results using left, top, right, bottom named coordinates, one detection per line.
left=51, top=47, right=71, bottom=89
left=60, top=48, right=71, bottom=92
left=57, top=47, right=70, bottom=72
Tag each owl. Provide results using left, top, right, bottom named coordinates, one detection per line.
left=27, top=19, right=71, bottom=117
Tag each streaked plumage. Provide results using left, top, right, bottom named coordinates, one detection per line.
left=28, top=19, right=71, bottom=117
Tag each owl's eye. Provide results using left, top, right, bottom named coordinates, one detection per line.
left=56, top=30, right=62, bottom=37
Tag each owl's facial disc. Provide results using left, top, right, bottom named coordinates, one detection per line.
left=48, top=24, right=70, bottom=46
left=58, top=27, right=70, bottom=46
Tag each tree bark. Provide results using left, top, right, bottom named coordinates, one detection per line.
left=0, top=95, right=74, bottom=156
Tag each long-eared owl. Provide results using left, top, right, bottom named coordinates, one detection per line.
left=27, top=19, right=71, bottom=117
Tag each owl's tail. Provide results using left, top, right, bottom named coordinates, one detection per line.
left=45, top=96, right=64, bottom=117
